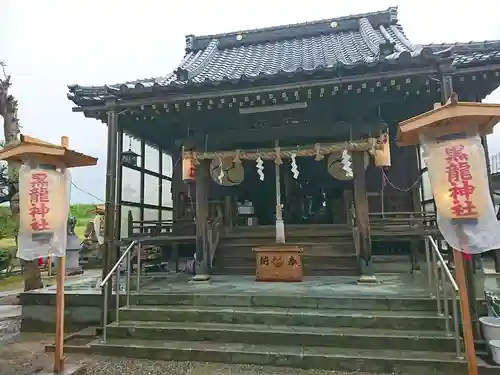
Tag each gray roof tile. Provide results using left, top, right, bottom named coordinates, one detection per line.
left=68, top=7, right=500, bottom=106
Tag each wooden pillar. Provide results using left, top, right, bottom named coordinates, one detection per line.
left=410, top=145, right=421, bottom=272
left=171, top=148, right=183, bottom=222
left=352, top=151, right=375, bottom=281
left=224, top=195, right=233, bottom=229
left=114, top=126, right=123, bottom=265
left=193, top=159, right=210, bottom=281
left=102, top=108, right=119, bottom=323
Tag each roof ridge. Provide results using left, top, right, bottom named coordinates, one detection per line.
left=185, top=7, right=399, bottom=52
left=424, top=40, right=500, bottom=51
left=188, top=7, right=398, bottom=41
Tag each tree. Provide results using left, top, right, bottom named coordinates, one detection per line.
left=0, top=61, right=43, bottom=290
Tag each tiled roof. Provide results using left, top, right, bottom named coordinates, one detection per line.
left=68, top=7, right=500, bottom=106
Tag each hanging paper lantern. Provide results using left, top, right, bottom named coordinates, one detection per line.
left=373, top=129, right=391, bottom=167
left=182, top=153, right=196, bottom=183
left=210, top=157, right=244, bottom=186
left=327, top=152, right=368, bottom=180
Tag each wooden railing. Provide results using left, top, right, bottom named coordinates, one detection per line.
left=368, top=211, right=437, bottom=227
left=127, top=211, right=173, bottom=238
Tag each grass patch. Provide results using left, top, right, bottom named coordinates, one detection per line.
left=0, top=225, right=88, bottom=249
left=0, top=274, right=57, bottom=291
left=0, top=274, right=24, bottom=291
left=0, top=236, right=15, bottom=250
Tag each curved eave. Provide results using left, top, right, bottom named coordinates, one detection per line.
left=67, top=52, right=440, bottom=108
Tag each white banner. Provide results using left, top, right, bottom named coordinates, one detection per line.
left=421, top=134, right=500, bottom=253
left=17, top=165, right=70, bottom=260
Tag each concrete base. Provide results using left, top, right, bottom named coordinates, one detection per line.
left=191, top=274, right=211, bottom=282
left=36, top=363, right=86, bottom=375
left=357, top=275, right=378, bottom=285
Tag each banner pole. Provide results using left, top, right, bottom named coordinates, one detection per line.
left=53, top=136, right=69, bottom=373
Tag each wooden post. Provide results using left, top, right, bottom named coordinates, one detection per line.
left=47, top=257, right=52, bottom=276
left=454, top=248, right=478, bottom=375
left=275, top=140, right=285, bottom=243
left=114, top=126, right=123, bottom=261
left=102, top=109, right=118, bottom=324
left=224, top=195, right=233, bottom=229
left=53, top=136, right=69, bottom=373
left=193, top=159, right=210, bottom=281
left=352, top=151, right=374, bottom=282
left=410, top=145, right=422, bottom=271
left=172, top=149, right=183, bottom=222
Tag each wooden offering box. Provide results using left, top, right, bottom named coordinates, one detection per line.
left=253, top=245, right=303, bottom=282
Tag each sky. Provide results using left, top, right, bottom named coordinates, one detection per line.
left=2, top=0, right=500, bottom=203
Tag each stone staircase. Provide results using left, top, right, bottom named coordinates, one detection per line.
left=212, top=224, right=359, bottom=276
left=81, top=292, right=498, bottom=374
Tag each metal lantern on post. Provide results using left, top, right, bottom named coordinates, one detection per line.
left=122, top=148, right=139, bottom=167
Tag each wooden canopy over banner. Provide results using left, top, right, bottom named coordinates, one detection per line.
left=0, top=134, right=98, bottom=168
left=396, top=98, right=500, bottom=146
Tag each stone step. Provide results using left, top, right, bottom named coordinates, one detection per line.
left=217, top=242, right=356, bottom=256
left=224, top=226, right=353, bottom=238
left=210, top=266, right=359, bottom=276
left=218, top=238, right=355, bottom=247
left=118, top=305, right=446, bottom=331
left=131, top=293, right=438, bottom=311
left=89, top=338, right=497, bottom=374
left=227, top=224, right=351, bottom=232
left=106, top=321, right=456, bottom=352
left=223, top=231, right=354, bottom=239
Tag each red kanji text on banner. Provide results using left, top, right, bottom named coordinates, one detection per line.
left=17, top=165, right=70, bottom=260
left=421, top=134, right=500, bottom=253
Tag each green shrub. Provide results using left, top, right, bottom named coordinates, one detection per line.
left=0, top=207, right=16, bottom=239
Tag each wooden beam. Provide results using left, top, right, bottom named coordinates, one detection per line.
left=194, top=159, right=210, bottom=280
left=409, top=145, right=422, bottom=272
left=171, top=148, right=183, bottom=222
left=352, top=151, right=374, bottom=280
left=178, top=121, right=386, bottom=151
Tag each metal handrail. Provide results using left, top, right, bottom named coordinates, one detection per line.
left=425, top=235, right=462, bottom=359
left=427, top=236, right=459, bottom=291
left=100, top=239, right=139, bottom=342
left=100, top=240, right=137, bottom=288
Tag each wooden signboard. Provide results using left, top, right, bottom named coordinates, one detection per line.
left=254, top=245, right=303, bottom=282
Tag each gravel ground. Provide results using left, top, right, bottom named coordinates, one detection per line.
left=84, top=357, right=394, bottom=375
